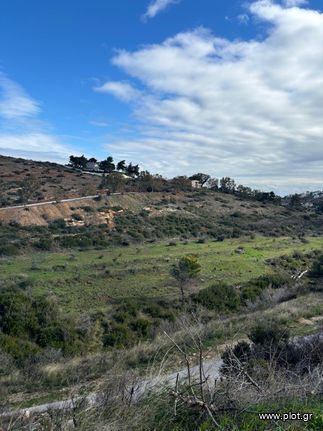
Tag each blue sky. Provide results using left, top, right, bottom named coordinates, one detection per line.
left=1, top=0, right=323, bottom=193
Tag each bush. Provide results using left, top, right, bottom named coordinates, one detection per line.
left=36, top=323, right=78, bottom=353
left=241, top=273, right=291, bottom=303
left=82, top=206, right=95, bottom=213
left=309, top=253, right=323, bottom=278
left=249, top=321, right=289, bottom=346
left=0, top=244, right=19, bottom=256
left=0, top=288, right=82, bottom=358
left=221, top=341, right=252, bottom=375
left=144, top=303, right=175, bottom=320
left=130, top=318, right=152, bottom=337
left=33, top=237, right=52, bottom=251
left=192, top=282, right=240, bottom=312
left=0, top=333, right=40, bottom=364
left=71, top=213, right=83, bottom=221
left=103, top=323, right=134, bottom=348
left=49, top=218, right=66, bottom=230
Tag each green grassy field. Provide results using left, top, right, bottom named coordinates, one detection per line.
left=1, top=235, right=323, bottom=314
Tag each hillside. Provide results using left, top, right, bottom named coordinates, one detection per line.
left=0, top=155, right=322, bottom=430
left=1, top=156, right=323, bottom=237
left=0, top=155, right=101, bottom=207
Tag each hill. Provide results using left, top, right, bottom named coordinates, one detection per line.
left=0, top=155, right=322, bottom=430
left=0, top=154, right=101, bottom=207
left=1, top=156, right=323, bottom=237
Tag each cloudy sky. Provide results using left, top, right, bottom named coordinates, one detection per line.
left=1, top=0, right=323, bottom=194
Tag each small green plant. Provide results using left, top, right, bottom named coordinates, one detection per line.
left=170, top=255, right=201, bottom=306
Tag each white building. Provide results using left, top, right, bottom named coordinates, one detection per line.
left=191, top=180, right=202, bottom=189
left=86, top=161, right=100, bottom=171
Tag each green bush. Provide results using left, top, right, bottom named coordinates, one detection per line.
left=33, top=237, right=52, bottom=250
left=249, top=321, right=289, bottom=346
left=71, top=213, right=83, bottom=221
left=82, top=206, right=95, bottom=213
left=241, top=273, right=290, bottom=303
left=48, top=218, right=66, bottom=230
left=36, top=323, right=78, bottom=353
left=192, top=282, right=240, bottom=312
left=309, top=253, right=323, bottom=278
left=0, top=333, right=40, bottom=364
left=0, top=288, right=38, bottom=338
left=144, top=303, right=175, bottom=320
left=130, top=318, right=152, bottom=337
left=0, top=244, right=19, bottom=256
left=103, top=323, right=134, bottom=348
left=0, top=287, right=83, bottom=359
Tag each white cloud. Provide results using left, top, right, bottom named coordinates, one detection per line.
left=0, top=74, right=40, bottom=119
left=237, top=14, right=250, bottom=24
left=89, top=120, right=109, bottom=127
left=142, top=0, right=180, bottom=21
left=94, top=81, right=140, bottom=102
left=0, top=73, right=70, bottom=162
left=283, top=0, right=308, bottom=7
left=99, top=0, right=323, bottom=194
left=0, top=133, right=70, bottom=162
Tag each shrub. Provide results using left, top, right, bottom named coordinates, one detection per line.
left=249, top=321, right=289, bottom=346
left=192, top=283, right=240, bottom=312
left=33, top=237, right=52, bottom=251
left=82, top=206, right=95, bottom=213
left=0, top=288, right=82, bottom=357
left=71, top=213, right=83, bottom=221
left=309, top=253, right=323, bottom=278
left=0, top=244, right=19, bottom=256
left=221, top=341, right=252, bottom=375
left=241, top=273, right=291, bottom=303
left=144, top=303, right=175, bottom=320
left=130, top=318, right=152, bottom=337
left=49, top=218, right=66, bottom=230
left=0, top=333, right=40, bottom=364
left=36, top=323, right=78, bottom=353
left=103, top=323, right=134, bottom=348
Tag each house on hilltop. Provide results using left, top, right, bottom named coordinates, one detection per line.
left=86, top=158, right=100, bottom=172
left=191, top=180, right=202, bottom=189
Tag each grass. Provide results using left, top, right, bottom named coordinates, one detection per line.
left=1, top=235, right=323, bottom=315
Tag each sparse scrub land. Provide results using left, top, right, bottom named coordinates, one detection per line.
left=0, top=156, right=322, bottom=430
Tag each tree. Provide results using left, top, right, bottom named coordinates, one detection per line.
left=236, top=185, right=253, bottom=198
left=137, top=171, right=165, bottom=192
left=189, top=173, right=210, bottom=186
left=117, top=160, right=126, bottom=172
left=220, top=177, right=236, bottom=194
left=172, top=176, right=192, bottom=192
left=100, top=172, right=126, bottom=193
left=289, top=193, right=302, bottom=209
left=99, top=156, right=115, bottom=173
left=69, top=155, right=88, bottom=170
left=170, top=255, right=201, bottom=306
left=206, top=177, right=219, bottom=190
left=126, top=163, right=140, bottom=177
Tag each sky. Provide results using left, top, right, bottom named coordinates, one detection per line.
left=1, top=0, right=323, bottom=194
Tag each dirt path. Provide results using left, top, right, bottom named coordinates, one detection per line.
left=0, top=356, right=223, bottom=418
left=0, top=193, right=122, bottom=211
